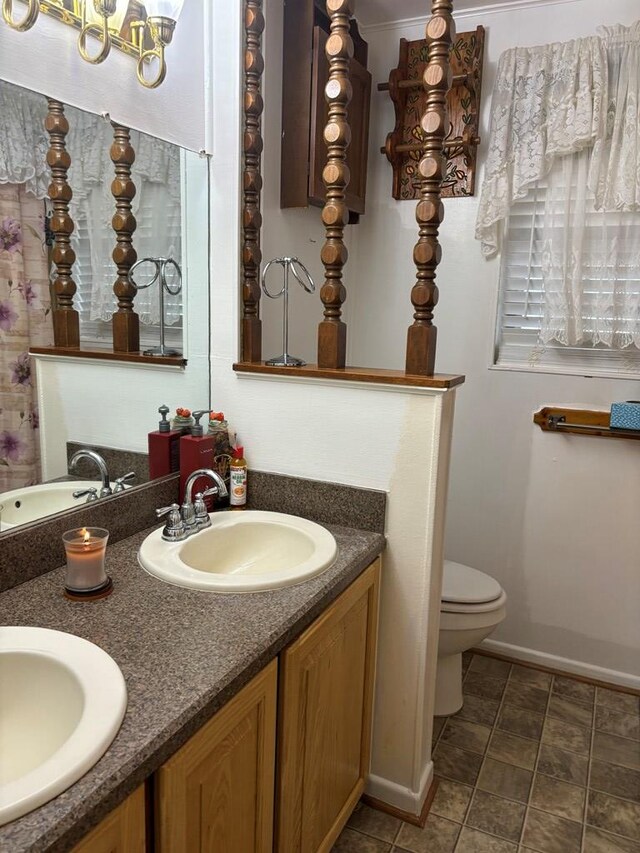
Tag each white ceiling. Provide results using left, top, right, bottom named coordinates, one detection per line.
left=356, top=0, right=546, bottom=26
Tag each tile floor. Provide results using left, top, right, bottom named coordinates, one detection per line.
left=333, top=652, right=640, bottom=853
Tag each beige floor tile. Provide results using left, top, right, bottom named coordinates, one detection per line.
left=498, top=705, right=545, bottom=741
left=522, top=808, right=582, bottom=853
left=593, top=731, right=640, bottom=771
left=431, top=778, right=474, bottom=823
left=530, top=774, right=586, bottom=822
left=395, top=814, right=460, bottom=853
left=595, top=706, right=640, bottom=742
left=469, top=655, right=512, bottom=680
left=454, top=826, right=518, bottom=852
left=537, top=743, right=589, bottom=785
left=434, top=742, right=484, bottom=786
left=488, top=731, right=539, bottom=771
left=552, top=675, right=595, bottom=705
left=509, top=664, right=552, bottom=690
left=596, top=688, right=640, bottom=716
left=466, top=790, right=526, bottom=842
left=583, top=825, right=640, bottom=852
left=547, top=695, right=593, bottom=729
left=587, top=790, right=640, bottom=841
left=542, top=716, right=591, bottom=755
left=347, top=803, right=401, bottom=842
left=477, top=758, right=532, bottom=803
left=440, top=717, right=492, bottom=755
left=590, top=758, right=640, bottom=804
left=332, top=827, right=392, bottom=852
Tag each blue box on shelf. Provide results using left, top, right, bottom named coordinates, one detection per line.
left=610, top=401, right=640, bottom=431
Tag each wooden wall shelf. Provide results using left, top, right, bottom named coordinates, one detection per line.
left=233, top=362, right=465, bottom=389
left=30, top=346, right=187, bottom=368
left=534, top=407, right=640, bottom=441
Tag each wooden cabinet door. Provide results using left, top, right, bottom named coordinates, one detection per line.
left=156, top=660, right=278, bottom=853
left=276, top=559, right=380, bottom=853
left=71, top=784, right=146, bottom=853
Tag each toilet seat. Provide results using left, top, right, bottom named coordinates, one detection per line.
left=441, top=560, right=504, bottom=614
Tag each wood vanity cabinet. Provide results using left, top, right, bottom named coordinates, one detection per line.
left=276, top=558, right=380, bottom=852
left=71, top=559, right=380, bottom=853
left=70, top=784, right=146, bottom=853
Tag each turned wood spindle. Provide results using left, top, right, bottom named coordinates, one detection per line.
left=241, top=0, right=265, bottom=363
left=45, top=99, right=80, bottom=348
left=317, top=0, right=354, bottom=371
left=110, top=123, right=139, bottom=353
left=405, top=0, right=455, bottom=376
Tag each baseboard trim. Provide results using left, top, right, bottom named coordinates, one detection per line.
left=363, top=776, right=438, bottom=828
left=365, top=761, right=434, bottom=822
left=479, top=639, right=640, bottom=694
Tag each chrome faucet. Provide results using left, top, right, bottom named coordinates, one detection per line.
left=69, top=449, right=112, bottom=497
left=182, top=468, right=228, bottom=535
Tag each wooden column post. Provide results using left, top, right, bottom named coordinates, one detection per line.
left=45, top=99, right=79, bottom=348
left=241, top=0, right=265, bottom=363
left=317, top=0, right=353, bottom=370
left=110, top=123, right=139, bottom=353
left=405, top=0, right=454, bottom=376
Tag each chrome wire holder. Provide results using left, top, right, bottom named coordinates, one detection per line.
left=261, top=257, right=315, bottom=367
left=128, top=256, right=182, bottom=357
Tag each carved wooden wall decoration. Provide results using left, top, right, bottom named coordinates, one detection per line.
left=110, top=122, right=139, bottom=353
left=317, top=0, right=353, bottom=371
left=405, top=0, right=455, bottom=376
left=380, top=26, right=484, bottom=200
left=241, top=0, right=265, bottom=363
left=45, top=98, right=79, bottom=349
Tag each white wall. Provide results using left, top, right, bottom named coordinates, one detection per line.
left=352, top=0, right=640, bottom=684
left=0, top=2, right=212, bottom=151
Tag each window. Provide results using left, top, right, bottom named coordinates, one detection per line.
left=495, top=153, right=640, bottom=378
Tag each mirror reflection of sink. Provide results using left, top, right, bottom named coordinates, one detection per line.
left=0, top=626, right=127, bottom=826
left=138, top=510, right=338, bottom=592
left=0, top=481, right=126, bottom=531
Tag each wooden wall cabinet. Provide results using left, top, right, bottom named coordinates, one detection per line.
left=281, top=0, right=372, bottom=219
left=71, top=561, right=380, bottom=853
left=276, top=559, right=380, bottom=852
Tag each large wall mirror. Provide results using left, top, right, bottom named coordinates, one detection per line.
left=0, top=78, right=211, bottom=533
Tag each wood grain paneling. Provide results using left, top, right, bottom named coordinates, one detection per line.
left=70, top=785, right=146, bottom=853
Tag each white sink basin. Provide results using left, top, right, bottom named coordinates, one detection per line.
left=0, top=481, right=121, bottom=531
left=138, top=510, right=338, bottom=592
left=0, top=627, right=127, bottom=826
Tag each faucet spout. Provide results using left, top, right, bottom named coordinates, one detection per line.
left=184, top=468, right=228, bottom=505
left=69, top=449, right=112, bottom=497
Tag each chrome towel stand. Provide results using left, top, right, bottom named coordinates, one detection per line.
left=128, top=256, right=182, bottom=357
left=261, top=256, right=315, bottom=366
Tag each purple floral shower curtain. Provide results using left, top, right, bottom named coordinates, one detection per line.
left=0, top=184, right=53, bottom=491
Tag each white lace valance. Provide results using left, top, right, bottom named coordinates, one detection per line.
left=475, top=35, right=607, bottom=257
left=0, top=82, right=50, bottom=199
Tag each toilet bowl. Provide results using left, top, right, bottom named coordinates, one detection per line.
left=435, top=560, right=507, bottom=717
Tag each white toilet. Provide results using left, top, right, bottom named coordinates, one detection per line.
left=435, top=560, right=507, bottom=717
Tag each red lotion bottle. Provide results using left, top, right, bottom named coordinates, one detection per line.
left=148, top=404, right=182, bottom=479
left=179, top=410, right=216, bottom=506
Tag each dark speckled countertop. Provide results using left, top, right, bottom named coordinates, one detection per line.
left=0, top=522, right=384, bottom=853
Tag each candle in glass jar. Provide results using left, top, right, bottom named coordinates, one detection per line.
left=62, top=527, right=110, bottom=592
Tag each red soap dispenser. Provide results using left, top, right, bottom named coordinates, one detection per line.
left=148, top=404, right=182, bottom=479
left=179, top=410, right=216, bottom=503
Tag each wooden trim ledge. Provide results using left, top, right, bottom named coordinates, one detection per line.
left=233, top=362, right=465, bottom=389
left=30, top=346, right=187, bottom=368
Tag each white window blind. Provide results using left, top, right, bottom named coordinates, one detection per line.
left=496, top=174, right=640, bottom=379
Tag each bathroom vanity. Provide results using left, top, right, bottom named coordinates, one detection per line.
left=0, top=513, right=384, bottom=852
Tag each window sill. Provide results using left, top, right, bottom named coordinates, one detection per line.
left=490, top=363, right=640, bottom=382
left=30, top=346, right=187, bottom=370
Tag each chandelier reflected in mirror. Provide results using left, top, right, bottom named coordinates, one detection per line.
left=1, top=0, right=185, bottom=88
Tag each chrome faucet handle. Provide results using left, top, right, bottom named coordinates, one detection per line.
left=73, top=487, right=98, bottom=503
left=113, top=472, right=136, bottom=493
left=156, top=503, right=185, bottom=541
left=193, top=488, right=218, bottom=530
